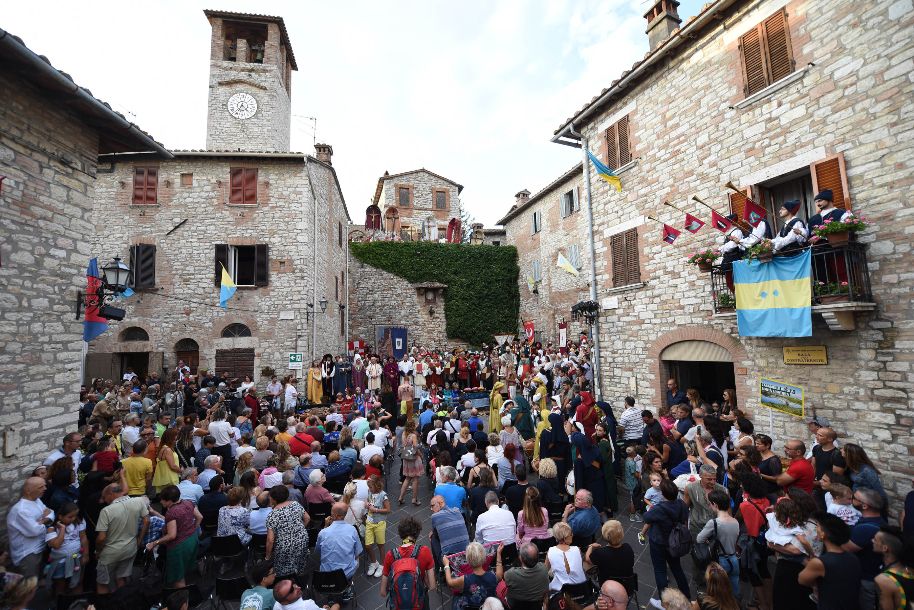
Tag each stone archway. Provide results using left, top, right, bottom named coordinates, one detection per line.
left=647, top=327, right=750, bottom=413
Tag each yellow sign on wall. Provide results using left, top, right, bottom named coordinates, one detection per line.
left=783, top=346, right=828, bottom=365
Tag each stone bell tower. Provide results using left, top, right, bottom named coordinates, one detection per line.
left=203, top=9, right=296, bottom=152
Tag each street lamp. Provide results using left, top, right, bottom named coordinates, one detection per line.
left=319, top=297, right=328, bottom=314
left=75, top=256, right=132, bottom=321
left=305, top=298, right=329, bottom=321
left=101, top=256, right=131, bottom=292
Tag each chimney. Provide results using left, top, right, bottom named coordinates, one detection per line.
left=314, top=143, right=333, bottom=165
left=515, top=189, right=531, bottom=207
left=644, top=0, right=681, bottom=51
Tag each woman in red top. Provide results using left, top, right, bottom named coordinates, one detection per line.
left=380, top=517, right=436, bottom=609
left=147, top=484, right=202, bottom=588
left=738, top=474, right=773, bottom=610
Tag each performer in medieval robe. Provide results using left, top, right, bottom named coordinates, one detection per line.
left=808, top=188, right=852, bottom=287
left=574, top=391, right=600, bottom=440
left=717, top=213, right=745, bottom=292
left=307, top=360, right=323, bottom=405
left=413, top=356, right=428, bottom=398
left=468, top=353, right=480, bottom=388
left=480, top=354, right=493, bottom=392
left=366, top=356, right=382, bottom=392
left=445, top=354, right=457, bottom=386
left=321, top=354, right=336, bottom=399
left=383, top=356, right=399, bottom=391
left=456, top=352, right=469, bottom=389
left=427, top=355, right=442, bottom=389
left=351, top=354, right=367, bottom=392
left=771, top=200, right=808, bottom=254
left=489, top=380, right=505, bottom=434
left=398, top=354, right=412, bottom=384
left=808, top=189, right=850, bottom=230
left=332, top=355, right=350, bottom=396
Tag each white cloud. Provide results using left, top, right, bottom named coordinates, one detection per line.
left=3, top=0, right=705, bottom=224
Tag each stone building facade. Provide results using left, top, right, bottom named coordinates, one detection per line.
left=204, top=10, right=295, bottom=153
left=374, top=169, right=463, bottom=240
left=498, top=167, right=591, bottom=344
left=87, top=10, right=350, bottom=385
left=542, top=0, right=914, bottom=508
left=0, top=30, right=168, bottom=514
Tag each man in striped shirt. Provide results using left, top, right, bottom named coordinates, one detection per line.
left=618, top=396, right=644, bottom=448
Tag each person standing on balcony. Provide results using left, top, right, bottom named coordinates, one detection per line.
left=718, top=213, right=745, bottom=291
left=739, top=209, right=773, bottom=251
left=771, top=200, right=808, bottom=254
left=808, top=189, right=850, bottom=229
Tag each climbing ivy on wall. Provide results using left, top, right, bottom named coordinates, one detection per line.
left=350, top=242, right=520, bottom=346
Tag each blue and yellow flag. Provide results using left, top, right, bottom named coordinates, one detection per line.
left=733, top=250, right=811, bottom=337
left=219, top=264, right=237, bottom=309
left=556, top=252, right=579, bottom=276
left=586, top=150, right=622, bottom=192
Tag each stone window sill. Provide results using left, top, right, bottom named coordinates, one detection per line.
left=606, top=282, right=644, bottom=295
left=733, top=65, right=812, bottom=110
left=130, top=203, right=160, bottom=208
left=225, top=202, right=260, bottom=208
left=615, top=159, right=638, bottom=175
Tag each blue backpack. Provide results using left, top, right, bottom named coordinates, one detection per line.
left=388, top=545, right=427, bottom=610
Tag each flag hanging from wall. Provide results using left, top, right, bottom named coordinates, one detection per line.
left=556, top=252, right=580, bottom=276
left=711, top=210, right=734, bottom=233
left=83, top=258, right=108, bottom=342
left=219, top=264, right=237, bottom=309
left=523, top=320, right=535, bottom=344
left=684, top=213, right=705, bottom=233
left=662, top=224, right=681, bottom=244
left=733, top=249, right=812, bottom=337
left=586, top=151, right=622, bottom=192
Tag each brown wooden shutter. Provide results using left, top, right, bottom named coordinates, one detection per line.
left=229, top=169, right=244, bottom=203
left=728, top=187, right=753, bottom=222
left=611, top=233, right=625, bottom=287
left=810, top=153, right=851, bottom=210
left=133, top=168, right=146, bottom=203
left=604, top=123, right=619, bottom=170
left=243, top=169, right=258, bottom=204
left=617, top=115, right=632, bottom=166
left=145, top=168, right=157, bottom=204
left=763, top=9, right=794, bottom=83
left=214, top=244, right=229, bottom=286
left=623, top=228, right=640, bottom=285
left=254, top=243, right=269, bottom=286
left=132, top=244, right=157, bottom=289
left=739, top=27, right=768, bottom=96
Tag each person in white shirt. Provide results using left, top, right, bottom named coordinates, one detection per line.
left=371, top=425, right=390, bottom=448
left=360, top=433, right=384, bottom=463
left=272, top=578, right=334, bottom=610
left=284, top=379, right=299, bottom=415
left=326, top=405, right=345, bottom=428
left=266, top=376, right=283, bottom=412
left=121, top=414, right=141, bottom=452
left=207, top=409, right=236, bottom=481
left=178, top=468, right=205, bottom=505
left=248, top=491, right=272, bottom=535
left=44, top=432, right=84, bottom=488
left=771, top=200, right=808, bottom=253
left=618, top=397, right=644, bottom=446
left=474, top=491, right=516, bottom=545
left=7, top=477, right=54, bottom=577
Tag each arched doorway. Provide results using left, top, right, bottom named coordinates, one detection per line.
left=175, top=338, right=199, bottom=375
left=659, top=339, right=735, bottom=406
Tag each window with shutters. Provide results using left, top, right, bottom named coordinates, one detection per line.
left=434, top=189, right=448, bottom=210
left=531, top=210, right=543, bottom=235
left=610, top=228, right=641, bottom=288
left=560, top=188, right=579, bottom=218
left=338, top=222, right=343, bottom=248
left=229, top=168, right=258, bottom=204
left=532, top=259, right=543, bottom=282
left=129, top=244, right=157, bottom=289
left=604, top=115, right=632, bottom=171
left=132, top=167, right=158, bottom=204
left=215, top=244, right=269, bottom=287
left=738, top=9, right=795, bottom=97
left=397, top=186, right=412, bottom=207
left=568, top=244, right=581, bottom=270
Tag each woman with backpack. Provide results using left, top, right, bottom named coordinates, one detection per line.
left=380, top=517, right=437, bottom=610
left=694, top=489, right=741, bottom=597
left=737, top=474, right=772, bottom=610
left=642, top=478, right=691, bottom=606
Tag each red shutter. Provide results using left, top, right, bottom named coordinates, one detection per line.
left=145, top=168, right=158, bottom=204
left=133, top=168, right=146, bottom=204
left=243, top=169, right=258, bottom=204
left=229, top=168, right=244, bottom=203
left=617, top=115, right=631, bottom=166
left=763, top=9, right=794, bottom=83
left=739, top=27, right=768, bottom=96
left=810, top=153, right=851, bottom=211
left=604, top=123, right=619, bottom=170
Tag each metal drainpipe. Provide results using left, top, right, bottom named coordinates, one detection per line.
left=306, top=161, right=319, bottom=361
left=570, top=124, right=604, bottom=402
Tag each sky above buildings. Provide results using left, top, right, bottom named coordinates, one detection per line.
left=5, top=0, right=704, bottom=226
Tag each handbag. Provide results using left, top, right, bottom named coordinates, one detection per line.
left=691, top=518, right=720, bottom=566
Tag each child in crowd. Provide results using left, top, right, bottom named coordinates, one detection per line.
left=638, top=473, right=665, bottom=544
left=825, top=482, right=861, bottom=525
left=765, top=498, right=814, bottom=555
left=45, top=502, right=88, bottom=594
left=624, top=445, right=643, bottom=523
left=364, top=474, right=391, bottom=578
left=129, top=392, right=144, bottom=416
left=91, top=437, right=119, bottom=474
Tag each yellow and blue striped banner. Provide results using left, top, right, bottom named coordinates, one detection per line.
left=733, top=250, right=811, bottom=337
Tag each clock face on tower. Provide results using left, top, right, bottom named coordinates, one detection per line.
left=227, top=92, right=258, bottom=120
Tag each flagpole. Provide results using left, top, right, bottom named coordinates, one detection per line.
left=578, top=133, right=604, bottom=402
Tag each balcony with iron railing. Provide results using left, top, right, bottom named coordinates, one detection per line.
left=709, top=242, right=875, bottom=330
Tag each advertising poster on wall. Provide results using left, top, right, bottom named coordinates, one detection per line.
left=760, top=377, right=805, bottom=418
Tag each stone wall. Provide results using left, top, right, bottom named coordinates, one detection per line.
left=88, top=153, right=348, bottom=385
left=380, top=170, right=461, bottom=236
left=502, top=167, right=592, bottom=344
left=0, top=71, right=99, bottom=512
left=348, top=257, right=466, bottom=352
left=206, top=17, right=291, bottom=152
left=567, top=0, right=914, bottom=508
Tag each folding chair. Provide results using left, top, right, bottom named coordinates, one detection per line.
left=507, top=600, right=546, bottom=610
left=205, top=534, right=247, bottom=579
left=561, top=580, right=597, bottom=607
left=311, top=568, right=355, bottom=606
left=56, top=592, right=95, bottom=610
left=209, top=575, right=249, bottom=610
left=546, top=501, right=566, bottom=526
left=325, top=477, right=348, bottom=495
left=248, top=532, right=268, bottom=563
left=161, top=584, right=205, bottom=609
left=532, top=536, right=556, bottom=562
left=306, top=525, right=321, bottom=549
left=307, top=501, right=333, bottom=524
left=572, top=533, right=596, bottom=555
left=500, top=542, right=519, bottom=569
left=606, top=573, right=639, bottom=609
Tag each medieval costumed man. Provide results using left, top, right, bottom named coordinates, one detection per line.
left=771, top=199, right=808, bottom=254
left=321, top=354, right=336, bottom=399
left=718, top=213, right=745, bottom=292
left=351, top=354, right=367, bottom=393
left=308, top=360, right=323, bottom=405
left=366, top=356, right=382, bottom=392
left=383, top=356, right=399, bottom=392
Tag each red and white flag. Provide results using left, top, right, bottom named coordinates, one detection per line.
left=662, top=224, right=681, bottom=244
left=711, top=210, right=734, bottom=233
left=523, top=321, right=535, bottom=344
left=684, top=213, right=705, bottom=233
